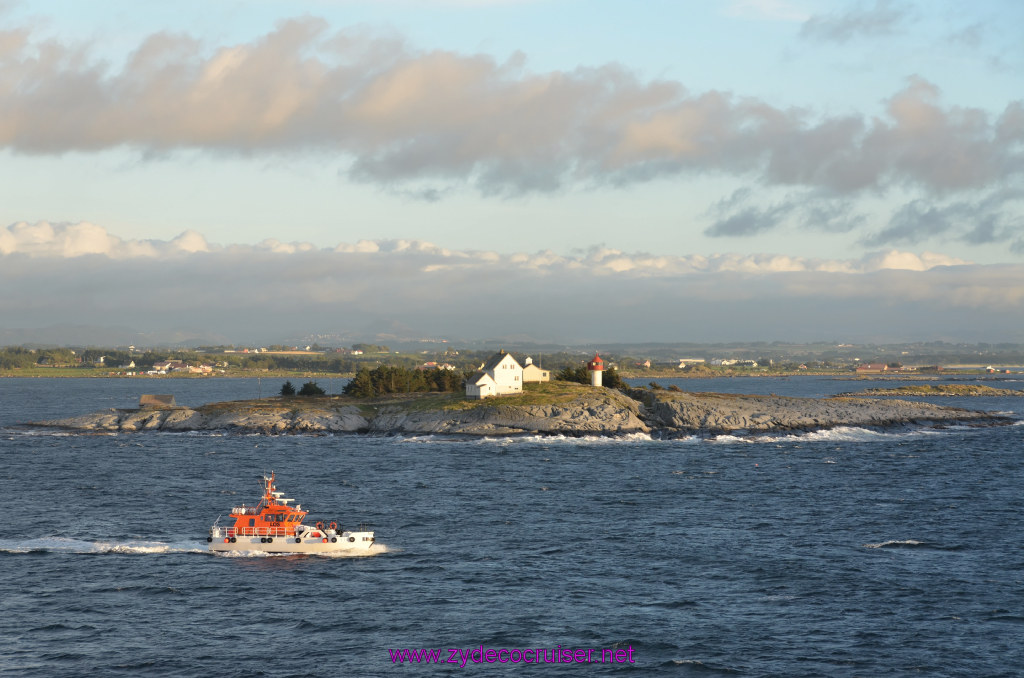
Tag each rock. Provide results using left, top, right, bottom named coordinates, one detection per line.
left=635, top=390, right=1007, bottom=434
left=24, top=387, right=1013, bottom=437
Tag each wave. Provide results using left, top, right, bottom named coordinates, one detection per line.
left=708, top=426, right=946, bottom=445
left=0, top=537, right=204, bottom=555
left=863, top=539, right=926, bottom=549
left=2, top=427, right=116, bottom=437
left=402, top=432, right=656, bottom=446
left=863, top=539, right=962, bottom=550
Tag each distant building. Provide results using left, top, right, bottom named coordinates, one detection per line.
left=710, top=358, right=757, bottom=367
left=522, top=357, right=550, bottom=383
left=856, top=363, right=890, bottom=374
left=465, top=351, right=524, bottom=399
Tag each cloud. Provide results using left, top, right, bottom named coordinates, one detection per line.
left=3, top=223, right=1018, bottom=343
left=705, top=189, right=868, bottom=238
left=861, top=186, right=1024, bottom=249
left=800, top=0, right=911, bottom=43
left=0, top=221, right=970, bottom=273
left=0, top=19, right=1019, bottom=202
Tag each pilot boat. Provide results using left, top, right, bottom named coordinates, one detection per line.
left=208, top=472, right=375, bottom=554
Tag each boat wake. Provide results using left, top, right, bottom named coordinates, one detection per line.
left=0, top=537, right=205, bottom=555
left=0, top=537, right=389, bottom=557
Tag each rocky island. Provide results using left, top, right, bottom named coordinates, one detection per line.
left=839, top=384, right=1024, bottom=398
left=26, top=381, right=1015, bottom=438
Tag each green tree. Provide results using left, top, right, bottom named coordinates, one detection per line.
left=279, top=381, right=296, bottom=396
left=298, top=381, right=326, bottom=396
left=342, top=365, right=468, bottom=397
left=343, top=369, right=375, bottom=398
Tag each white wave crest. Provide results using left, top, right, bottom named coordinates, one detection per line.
left=708, top=426, right=945, bottom=444
left=404, top=432, right=655, bottom=446
left=863, top=539, right=926, bottom=549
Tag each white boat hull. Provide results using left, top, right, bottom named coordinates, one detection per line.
left=208, top=530, right=376, bottom=554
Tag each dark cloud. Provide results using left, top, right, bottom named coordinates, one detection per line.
left=2, top=225, right=1020, bottom=344
left=705, top=191, right=867, bottom=238
left=862, top=187, right=1024, bottom=248
left=2, top=250, right=1021, bottom=344
left=706, top=204, right=792, bottom=237
left=800, top=0, right=911, bottom=43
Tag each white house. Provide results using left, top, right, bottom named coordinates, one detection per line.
left=522, top=357, right=550, bottom=383
left=465, top=351, right=524, bottom=399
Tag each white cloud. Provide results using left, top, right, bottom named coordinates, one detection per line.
left=1, top=16, right=1020, bottom=254
left=0, top=221, right=973, bottom=274
left=0, top=19, right=1018, bottom=201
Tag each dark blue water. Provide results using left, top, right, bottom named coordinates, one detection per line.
left=1, top=378, right=1023, bottom=677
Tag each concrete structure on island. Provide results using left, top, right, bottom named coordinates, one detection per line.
left=139, top=394, right=176, bottom=408
left=465, top=351, right=524, bottom=399
left=587, top=353, right=605, bottom=387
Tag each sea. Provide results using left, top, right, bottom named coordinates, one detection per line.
left=1, top=375, right=1022, bottom=677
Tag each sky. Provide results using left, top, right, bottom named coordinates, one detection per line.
left=2, top=0, right=1023, bottom=345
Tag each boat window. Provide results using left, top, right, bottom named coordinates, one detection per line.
left=248, top=518, right=255, bottom=527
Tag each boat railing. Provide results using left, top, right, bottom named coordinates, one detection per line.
left=223, top=526, right=292, bottom=538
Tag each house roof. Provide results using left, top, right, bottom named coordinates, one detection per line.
left=481, top=350, right=522, bottom=371
left=469, top=371, right=496, bottom=385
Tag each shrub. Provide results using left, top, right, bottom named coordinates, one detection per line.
left=298, top=381, right=326, bottom=396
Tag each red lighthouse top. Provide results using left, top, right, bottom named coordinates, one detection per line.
left=587, top=353, right=604, bottom=371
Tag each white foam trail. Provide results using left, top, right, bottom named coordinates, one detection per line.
left=0, top=537, right=389, bottom=557
left=0, top=537, right=204, bottom=554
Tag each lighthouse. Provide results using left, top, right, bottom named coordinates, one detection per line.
left=587, top=353, right=604, bottom=387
